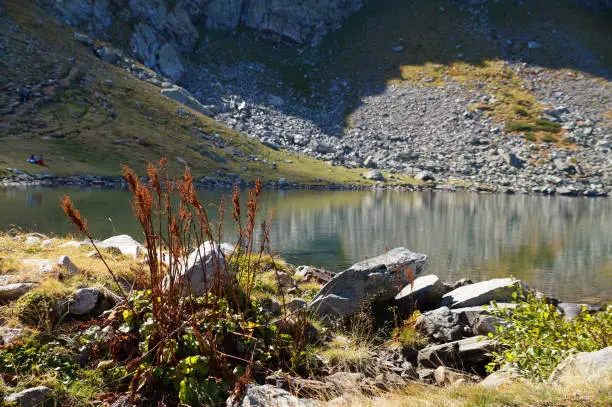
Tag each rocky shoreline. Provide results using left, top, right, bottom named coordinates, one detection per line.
left=1, top=235, right=610, bottom=406
left=1, top=169, right=610, bottom=197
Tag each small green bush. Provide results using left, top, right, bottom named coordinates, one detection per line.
left=513, top=106, right=530, bottom=117
left=534, top=119, right=561, bottom=133
left=486, top=289, right=611, bottom=381
left=523, top=132, right=537, bottom=142
left=12, top=291, right=62, bottom=332
left=540, top=133, right=556, bottom=143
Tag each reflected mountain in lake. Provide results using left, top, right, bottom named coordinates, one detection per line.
left=0, top=187, right=610, bottom=303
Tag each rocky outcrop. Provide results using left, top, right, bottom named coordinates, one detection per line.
left=46, top=0, right=365, bottom=80
left=310, top=248, right=428, bottom=320
left=415, top=306, right=465, bottom=342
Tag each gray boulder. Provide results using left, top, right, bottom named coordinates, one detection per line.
left=171, top=241, right=233, bottom=296
left=549, top=346, right=612, bottom=386
left=441, top=278, right=529, bottom=308
left=226, top=384, right=315, bottom=407
left=99, top=235, right=144, bottom=258
left=557, top=302, right=600, bottom=320
left=161, top=86, right=215, bottom=117
left=0, top=326, right=24, bottom=345
left=363, top=170, right=385, bottom=181
left=57, top=255, right=79, bottom=274
left=451, top=303, right=516, bottom=334
left=96, top=46, right=121, bottom=64
left=70, top=288, right=101, bottom=315
left=295, top=266, right=333, bottom=284
left=4, top=386, right=52, bottom=407
left=415, top=306, right=464, bottom=342
left=480, top=366, right=521, bottom=388
left=417, top=336, right=495, bottom=371
left=395, top=274, right=446, bottom=313
left=74, top=32, right=93, bottom=45
left=0, top=283, right=37, bottom=302
left=310, top=248, right=428, bottom=320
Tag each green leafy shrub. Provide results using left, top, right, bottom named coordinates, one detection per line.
left=0, top=336, right=79, bottom=384
left=486, top=289, right=611, bottom=381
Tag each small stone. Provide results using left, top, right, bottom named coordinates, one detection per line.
left=24, top=236, right=41, bottom=245
left=57, top=255, right=79, bottom=274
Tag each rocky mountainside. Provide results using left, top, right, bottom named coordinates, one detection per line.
left=44, top=0, right=364, bottom=81
left=3, top=0, right=612, bottom=195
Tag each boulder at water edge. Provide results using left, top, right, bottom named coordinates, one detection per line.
left=310, top=248, right=428, bottom=320
left=395, top=274, right=446, bottom=313
left=441, top=278, right=529, bottom=308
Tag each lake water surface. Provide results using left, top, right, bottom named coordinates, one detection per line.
left=1, top=187, right=610, bottom=304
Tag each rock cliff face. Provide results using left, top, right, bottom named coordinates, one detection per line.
left=45, top=0, right=364, bottom=80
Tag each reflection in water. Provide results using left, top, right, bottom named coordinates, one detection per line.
left=0, top=187, right=610, bottom=303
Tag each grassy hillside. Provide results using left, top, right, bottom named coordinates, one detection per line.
left=0, top=0, right=416, bottom=186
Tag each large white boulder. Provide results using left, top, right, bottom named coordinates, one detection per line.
left=98, top=235, right=144, bottom=258
left=549, top=347, right=612, bottom=386
left=441, top=278, right=530, bottom=308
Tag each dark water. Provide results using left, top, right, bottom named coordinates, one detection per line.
left=1, top=187, right=610, bottom=304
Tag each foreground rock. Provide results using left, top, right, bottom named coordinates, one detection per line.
left=226, top=384, right=316, bottom=407
left=98, top=235, right=144, bottom=258
left=417, top=336, right=495, bottom=373
left=480, top=366, right=521, bottom=388
left=0, top=283, right=38, bottom=302
left=170, top=241, right=233, bottom=296
left=549, top=346, right=612, bottom=386
left=434, top=366, right=481, bottom=385
left=0, top=326, right=24, bottom=345
left=395, top=274, right=446, bottom=314
left=70, top=288, right=101, bottom=315
left=441, top=278, right=529, bottom=308
left=4, top=386, right=52, bottom=407
left=310, top=248, right=428, bottom=320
